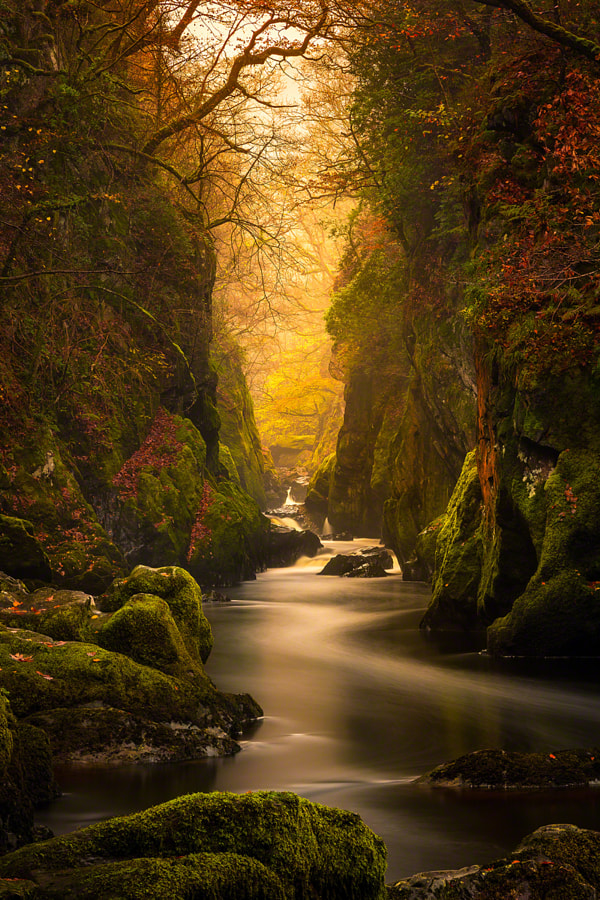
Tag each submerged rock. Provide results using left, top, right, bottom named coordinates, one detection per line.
left=319, top=546, right=394, bottom=577
left=0, top=791, right=388, bottom=900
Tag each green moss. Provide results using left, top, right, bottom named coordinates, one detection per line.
left=487, top=448, right=600, bottom=656
left=101, top=565, right=213, bottom=664
left=38, top=853, right=285, bottom=899
left=421, top=451, right=485, bottom=630
left=0, top=515, right=51, bottom=582
left=0, top=626, right=213, bottom=725
left=0, top=691, right=14, bottom=776
left=187, top=482, right=269, bottom=588
left=304, top=453, right=336, bottom=524
left=219, top=443, right=241, bottom=487
left=0, top=791, right=387, bottom=900
left=97, top=594, right=194, bottom=675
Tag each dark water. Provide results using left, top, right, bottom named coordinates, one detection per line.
left=37, top=541, right=600, bottom=882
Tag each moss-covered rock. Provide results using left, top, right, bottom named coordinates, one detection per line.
left=0, top=690, right=57, bottom=854
left=420, top=747, right=600, bottom=790
left=100, top=564, right=213, bottom=663
left=0, top=791, right=387, bottom=900
left=0, top=516, right=51, bottom=583
left=187, top=482, right=269, bottom=588
left=304, top=453, right=336, bottom=529
left=487, top=447, right=600, bottom=655
left=214, top=341, right=268, bottom=508
left=420, top=452, right=485, bottom=631
left=388, top=824, right=600, bottom=899
left=0, top=623, right=261, bottom=763
left=0, top=587, right=98, bottom=643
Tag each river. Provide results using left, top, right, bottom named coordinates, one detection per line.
left=37, top=539, right=600, bottom=883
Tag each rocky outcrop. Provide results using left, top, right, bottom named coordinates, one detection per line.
left=214, top=340, right=269, bottom=508
left=327, top=370, right=391, bottom=537
left=0, top=566, right=261, bottom=764
left=0, top=791, right=388, bottom=900
left=421, top=366, right=600, bottom=655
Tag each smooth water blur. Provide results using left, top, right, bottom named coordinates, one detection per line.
left=37, top=541, right=600, bottom=881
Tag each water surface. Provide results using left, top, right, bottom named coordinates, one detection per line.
left=38, top=541, right=600, bottom=881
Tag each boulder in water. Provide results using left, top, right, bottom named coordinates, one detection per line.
left=318, top=546, right=393, bottom=577
left=0, top=791, right=388, bottom=900
left=267, top=527, right=322, bottom=567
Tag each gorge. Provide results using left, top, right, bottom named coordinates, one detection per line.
left=2, top=0, right=600, bottom=897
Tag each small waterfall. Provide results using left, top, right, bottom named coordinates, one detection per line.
left=322, top=517, right=333, bottom=536
left=284, top=487, right=295, bottom=506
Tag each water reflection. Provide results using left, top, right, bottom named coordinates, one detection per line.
left=37, top=549, right=600, bottom=881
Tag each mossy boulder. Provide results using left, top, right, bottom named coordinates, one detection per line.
left=0, top=586, right=98, bottom=643
left=388, top=824, right=600, bottom=899
left=0, top=624, right=261, bottom=763
left=420, top=747, right=600, bottom=789
left=0, top=690, right=57, bottom=854
left=0, top=791, right=387, bottom=900
left=0, top=515, right=51, bottom=583
left=97, top=593, right=195, bottom=676
left=100, top=564, right=213, bottom=663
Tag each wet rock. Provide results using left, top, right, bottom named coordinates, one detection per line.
left=343, top=561, right=389, bottom=578
left=267, top=528, right=322, bottom=567
left=0, top=691, right=58, bottom=854
left=0, top=791, right=387, bottom=900
left=319, top=546, right=393, bottom=577
left=0, top=586, right=98, bottom=643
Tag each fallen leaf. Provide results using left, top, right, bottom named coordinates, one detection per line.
left=10, top=653, right=33, bottom=662
left=35, top=671, right=54, bottom=680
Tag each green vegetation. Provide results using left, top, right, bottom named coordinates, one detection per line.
left=0, top=791, right=388, bottom=900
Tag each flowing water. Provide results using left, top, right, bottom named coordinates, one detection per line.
left=38, top=540, right=600, bottom=882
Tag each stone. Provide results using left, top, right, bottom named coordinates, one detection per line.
left=0, top=516, right=51, bottom=583
left=0, top=791, right=388, bottom=900
left=319, top=546, right=393, bottom=577
left=266, top=528, right=322, bottom=567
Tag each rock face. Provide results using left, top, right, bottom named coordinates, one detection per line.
left=421, top=372, right=600, bottom=656
left=0, top=791, right=388, bottom=900
left=0, top=566, right=262, bottom=765
left=319, top=546, right=394, bottom=577
left=214, top=339, right=269, bottom=509
left=388, top=824, right=600, bottom=899
left=0, top=691, right=57, bottom=854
